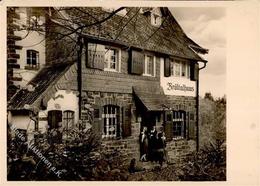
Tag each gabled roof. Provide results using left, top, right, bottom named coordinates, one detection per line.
left=8, top=63, right=72, bottom=110
left=56, top=7, right=207, bottom=62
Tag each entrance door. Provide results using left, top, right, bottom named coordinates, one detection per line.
left=141, top=111, right=156, bottom=131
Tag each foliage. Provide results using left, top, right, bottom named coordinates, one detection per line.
left=204, top=92, right=215, bottom=101
left=177, top=141, right=226, bottom=181
left=199, top=94, right=226, bottom=149
left=7, top=125, right=101, bottom=181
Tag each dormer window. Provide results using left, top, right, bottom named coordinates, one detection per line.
left=151, top=13, right=162, bottom=27
left=25, top=50, right=39, bottom=70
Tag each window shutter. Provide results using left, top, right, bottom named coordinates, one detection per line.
left=122, top=105, right=131, bottom=137
left=47, top=110, right=62, bottom=129
left=164, top=110, right=173, bottom=141
left=182, top=112, right=187, bottom=138
left=129, top=50, right=144, bottom=75
left=86, top=44, right=105, bottom=70
left=92, top=105, right=104, bottom=137
left=187, top=112, right=195, bottom=140
left=164, top=58, right=171, bottom=77
left=190, top=62, right=199, bottom=81
left=116, top=107, right=121, bottom=138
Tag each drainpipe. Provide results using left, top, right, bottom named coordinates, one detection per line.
left=77, top=36, right=83, bottom=122
left=196, top=61, right=207, bottom=152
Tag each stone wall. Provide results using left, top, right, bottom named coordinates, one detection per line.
left=166, top=139, right=196, bottom=164
left=165, top=95, right=197, bottom=163
left=100, top=122, right=140, bottom=160
left=81, top=91, right=141, bottom=160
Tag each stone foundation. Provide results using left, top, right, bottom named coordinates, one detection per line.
left=100, top=122, right=140, bottom=160
left=166, top=139, right=196, bottom=164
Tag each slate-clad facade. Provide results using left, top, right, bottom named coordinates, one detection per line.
left=7, top=7, right=208, bottom=163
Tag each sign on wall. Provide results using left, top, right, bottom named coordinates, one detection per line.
left=161, top=77, right=196, bottom=97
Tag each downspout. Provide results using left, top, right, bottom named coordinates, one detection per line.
left=196, top=61, right=207, bottom=152
left=77, top=36, right=83, bottom=122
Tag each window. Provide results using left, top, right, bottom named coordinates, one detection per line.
left=174, top=61, right=180, bottom=76
left=181, top=62, right=186, bottom=77
left=86, top=43, right=121, bottom=72
left=26, top=8, right=44, bottom=30
left=170, top=59, right=189, bottom=78
left=63, top=110, right=75, bottom=138
left=173, top=111, right=186, bottom=139
left=47, top=110, right=62, bottom=143
left=102, top=105, right=120, bottom=138
left=151, top=13, right=162, bottom=27
left=63, top=110, right=75, bottom=130
left=143, top=55, right=155, bottom=76
left=26, top=50, right=39, bottom=69
left=104, top=47, right=120, bottom=72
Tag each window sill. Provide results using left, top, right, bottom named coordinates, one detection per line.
left=169, top=75, right=189, bottom=79
left=104, top=68, right=119, bottom=73
left=102, top=135, right=121, bottom=140
left=172, top=136, right=185, bottom=141
left=142, top=73, right=155, bottom=77
left=24, top=66, right=40, bottom=70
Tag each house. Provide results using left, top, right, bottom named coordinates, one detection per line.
left=7, top=7, right=208, bottom=162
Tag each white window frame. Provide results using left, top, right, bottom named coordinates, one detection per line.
left=143, top=55, right=156, bottom=77
left=173, top=111, right=185, bottom=140
left=63, top=110, right=75, bottom=129
left=104, top=46, right=121, bottom=73
left=26, top=49, right=40, bottom=69
left=102, top=105, right=120, bottom=138
left=170, top=59, right=190, bottom=79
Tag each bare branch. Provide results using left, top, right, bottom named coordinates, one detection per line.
left=60, top=7, right=126, bottom=38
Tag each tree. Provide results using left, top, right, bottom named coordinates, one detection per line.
left=204, top=92, right=214, bottom=101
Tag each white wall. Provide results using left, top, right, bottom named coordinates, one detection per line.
left=160, top=57, right=196, bottom=97
left=13, top=7, right=46, bottom=88
left=8, top=112, right=35, bottom=142
left=39, top=90, right=79, bottom=130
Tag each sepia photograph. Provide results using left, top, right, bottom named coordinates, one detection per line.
left=6, top=6, right=227, bottom=181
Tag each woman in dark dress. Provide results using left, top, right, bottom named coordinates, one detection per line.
left=149, top=126, right=157, bottom=161
left=156, top=132, right=166, bottom=166
left=139, top=127, right=148, bottom=161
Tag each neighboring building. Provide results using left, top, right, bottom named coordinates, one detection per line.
left=7, top=7, right=208, bottom=162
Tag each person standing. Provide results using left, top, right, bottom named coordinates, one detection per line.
left=149, top=126, right=157, bottom=162
left=139, top=127, right=148, bottom=161
left=157, top=132, right=167, bottom=166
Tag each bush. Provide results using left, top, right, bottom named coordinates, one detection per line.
left=178, top=141, right=226, bottom=181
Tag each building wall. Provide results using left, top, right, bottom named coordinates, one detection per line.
left=8, top=113, right=35, bottom=142
left=9, top=90, right=79, bottom=142
left=81, top=91, right=141, bottom=160
left=52, top=56, right=198, bottom=162
left=38, top=89, right=79, bottom=130
left=42, top=7, right=199, bottom=162
left=12, top=7, right=46, bottom=88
